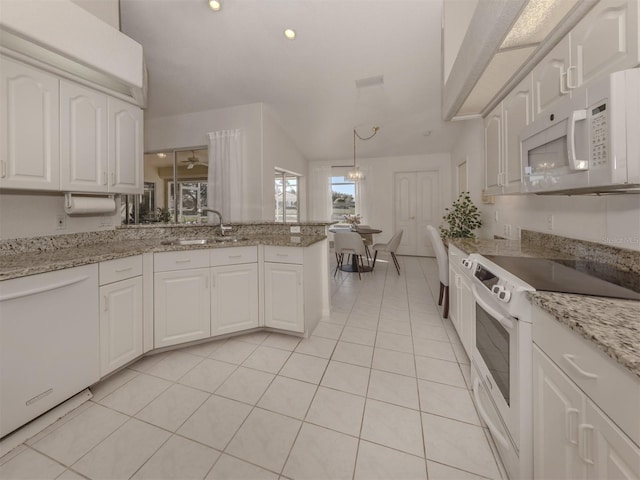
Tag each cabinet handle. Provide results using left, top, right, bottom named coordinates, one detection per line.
left=104, top=295, right=109, bottom=312
left=227, top=255, right=242, bottom=259
left=566, top=408, right=579, bottom=445
left=174, top=259, right=191, bottom=264
left=103, top=171, right=108, bottom=186
left=205, top=277, right=209, bottom=289
left=1, top=160, right=6, bottom=178
left=297, top=272, right=302, bottom=286
left=0, top=275, right=89, bottom=301
left=563, top=354, right=598, bottom=379
left=115, top=266, right=133, bottom=273
left=578, top=423, right=595, bottom=465
left=560, top=71, right=569, bottom=95
left=567, top=65, right=578, bottom=89
left=276, top=253, right=289, bottom=257
left=455, top=274, right=461, bottom=288
left=110, top=171, right=115, bottom=186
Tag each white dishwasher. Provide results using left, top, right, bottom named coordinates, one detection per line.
left=0, top=264, right=100, bottom=438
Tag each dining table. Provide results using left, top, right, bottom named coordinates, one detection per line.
left=330, top=225, right=382, bottom=273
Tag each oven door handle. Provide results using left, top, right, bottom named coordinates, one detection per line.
left=471, top=285, right=514, bottom=330
left=472, top=378, right=511, bottom=452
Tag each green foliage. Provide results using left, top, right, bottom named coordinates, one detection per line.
left=156, top=207, right=172, bottom=223
left=440, top=192, right=482, bottom=239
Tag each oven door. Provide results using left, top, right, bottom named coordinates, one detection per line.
left=471, top=283, right=520, bottom=448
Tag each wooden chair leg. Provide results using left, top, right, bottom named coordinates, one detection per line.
left=438, top=282, right=444, bottom=306
left=371, top=251, right=378, bottom=269
left=443, top=285, right=449, bottom=319
left=355, top=255, right=362, bottom=280
left=334, top=253, right=341, bottom=277
left=391, top=252, right=400, bottom=275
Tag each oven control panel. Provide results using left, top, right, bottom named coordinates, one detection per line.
left=491, top=285, right=512, bottom=302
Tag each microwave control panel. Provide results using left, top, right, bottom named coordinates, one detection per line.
left=591, top=103, right=608, bottom=168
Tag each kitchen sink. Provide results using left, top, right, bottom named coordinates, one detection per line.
left=161, top=236, right=249, bottom=246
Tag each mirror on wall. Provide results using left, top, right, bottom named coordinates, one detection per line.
left=121, top=147, right=209, bottom=224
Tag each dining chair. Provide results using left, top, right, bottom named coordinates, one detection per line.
left=334, top=232, right=369, bottom=279
left=371, top=229, right=403, bottom=275
left=426, top=225, right=449, bottom=318
left=356, top=224, right=374, bottom=262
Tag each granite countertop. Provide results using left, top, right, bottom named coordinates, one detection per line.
left=529, top=292, right=640, bottom=380
left=449, top=237, right=640, bottom=379
left=0, top=234, right=326, bottom=281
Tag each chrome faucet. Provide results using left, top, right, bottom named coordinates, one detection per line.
left=201, top=208, right=232, bottom=236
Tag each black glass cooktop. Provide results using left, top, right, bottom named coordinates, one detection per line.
left=483, top=255, right=640, bottom=301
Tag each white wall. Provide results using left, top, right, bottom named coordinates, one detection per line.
left=145, top=103, right=264, bottom=221
left=0, top=191, right=120, bottom=239
left=309, top=153, right=452, bottom=245
left=262, top=106, right=308, bottom=221
left=452, top=119, right=640, bottom=251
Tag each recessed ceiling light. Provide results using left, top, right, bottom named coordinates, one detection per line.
left=209, top=0, right=221, bottom=11
left=284, top=29, right=296, bottom=40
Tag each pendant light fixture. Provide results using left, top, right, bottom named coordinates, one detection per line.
left=348, top=126, right=380, bottom=181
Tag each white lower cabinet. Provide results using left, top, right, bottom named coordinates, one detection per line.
left=154, top=267, right=211, bottom=348
left=98, top=256, right=144, bottom=376
left=264, top=262, right=304, bottom=333
left=447, top=244, right=475, bottom=358
left=533, top=304, right=640, bottom=480
left=99, top=276, right=143, bottom=376
left=211, top=263, right=259, bottom=336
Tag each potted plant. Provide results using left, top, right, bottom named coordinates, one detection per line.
left=440, top=192, right=482, bottom=238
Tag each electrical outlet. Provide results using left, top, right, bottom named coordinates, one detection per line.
left=547, top=214, right=554, bottom=231
left=290, top=226, right=301, bottom=234
left=56, top=214, right=66, bottom=230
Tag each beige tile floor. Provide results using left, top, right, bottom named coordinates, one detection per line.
left=0, top=255, right=507, bottom=480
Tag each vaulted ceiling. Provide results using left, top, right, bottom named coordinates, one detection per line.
left=120, top=0, right=463, bottom=161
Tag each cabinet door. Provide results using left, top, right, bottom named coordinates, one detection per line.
left=264, top=262, right=304, bottom=333
left=448, top=267, right=460, bottom=332
left=0, top=57, right=60, bottom=190
left=532, top=35, right=571, bottom=118
left=502, top=75, right=532, bottom=193
left=154, top=268, right=210, bottom=347
left=108, top=97, right=143, bottom=194
left=484, top=103, right=502, bottom=193
left=458, top=273, right=475, bottom=358
left=100, top=276, right=143, bottom=376
left=584, top=401, right=640, bottom=480
left=60, top=81, right=108, bottom=192
left=211, top=263, right=259, bottom=336
left=572, top=0, right=639, bottom=88
left=533, top=346, right=587, bottom=480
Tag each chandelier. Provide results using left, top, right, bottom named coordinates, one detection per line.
left=348, top=126, right=380, bottom=181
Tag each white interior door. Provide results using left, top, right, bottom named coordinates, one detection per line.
left=394, top=171, right=439, bottom=257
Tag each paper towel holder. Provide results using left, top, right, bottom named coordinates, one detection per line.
left=64, top=192, right=115, bottom=208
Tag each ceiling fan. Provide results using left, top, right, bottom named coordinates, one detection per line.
left=180, top=150, right=208, bottom=169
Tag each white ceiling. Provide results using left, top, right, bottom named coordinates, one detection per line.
left=120, top=0, right=463, bottom=161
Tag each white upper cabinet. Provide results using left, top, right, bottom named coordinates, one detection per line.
left=571, top=0, right=639, bottom=88
left=0, top=56, right=60, bottom=190
left=60, top=81, right=108, bottom=192
left=484, top=103, right=502, bottom=194
left=108, top=97, right=143, bottom=194
left=502, top=75, right=533, bottom=193
left=532, top=35, right=572, bottom=119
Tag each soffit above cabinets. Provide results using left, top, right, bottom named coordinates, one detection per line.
left=442, top=0, right=598, bottom=120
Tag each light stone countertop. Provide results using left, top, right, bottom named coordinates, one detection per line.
left=0, top=234, right=326, bottom=281
left=448, top=237, right=640, bottom=379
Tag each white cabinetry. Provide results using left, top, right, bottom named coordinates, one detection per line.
left=0, top=56, right=60, bottom=190
left=447, top=244, right=474, bottom=357
left=532, top=35, right=572, bottom=119
left=154, top=250, right=211, bottom=348
left=60, top=81, right=108, bottom=192
left=0, top=55, right=143, bottom=194
left=210, top=247, right=259, bottom=336
left=99, top=256, right=143, bottom=376
left=484, top=75, right=533, bottom=195
left=108, top=97, right=143, bottom=194
left=263, top=243, right=324, bottom=335
left=533, top=306, right=640, bottom=479
left=571, top=0, right=639, bottom=89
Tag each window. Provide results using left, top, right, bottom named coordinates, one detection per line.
left=275, top=170, right=300, bottom=222
left=331, top=174, right=356, bottom=223
left=168, top=181, right=208, bottom=223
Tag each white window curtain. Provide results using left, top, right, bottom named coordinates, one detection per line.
left=308, top=164, right=333, bottom=221
left=207, top=129, right=243, bottom=222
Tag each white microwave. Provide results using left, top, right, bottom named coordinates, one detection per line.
left=521, top=68, right=640, bottom=194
